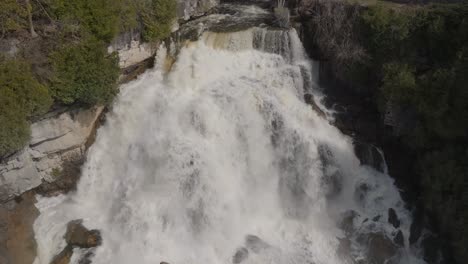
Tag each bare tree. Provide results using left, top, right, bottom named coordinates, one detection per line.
left=299, top=0, right=366, bottom=67
left=25, top=0, right=38, bottom=37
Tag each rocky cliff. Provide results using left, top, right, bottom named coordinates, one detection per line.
left=177, top=0, right=219, bottom=20
left=0, top=107, right=104, bottom=202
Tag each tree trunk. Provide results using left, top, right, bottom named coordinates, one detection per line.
left=25, top=0, right=38, bottom=38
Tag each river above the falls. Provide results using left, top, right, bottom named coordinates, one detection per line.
left=33, top=4, right=426, bottom=264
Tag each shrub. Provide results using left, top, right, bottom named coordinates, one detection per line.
left=0, top=0, right=27, bottom=37
left=0, top=98, right=30, bottom=158
left=0, top=58, right=52, bottom=157
left=360, top=5, right=413, bottom=62
left=381, top=62, right=416, bottom=103
left=50, top=38, right=120, bottom=106
left=47, top=0, right=122, bottom=42
left=116, top=0, right=139, bottom=32
left=140, top=0, right=177, bottom=42
left=0, top=59, right=52, bottom=117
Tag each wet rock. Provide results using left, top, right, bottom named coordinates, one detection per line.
left=79, top=251, right=95, bottom=264
left=339, top=210, right=358, bottom=235
left=388, top=208, right=400, bottom=228
left=372, top=215, right=381, bottom=222
left=321, top=169, right=343, bottom=199
left=50, top=220, right=102, bottom=264
left=365, top=233, right=398, bottom=264
left=354, top=182, right=371, bottom=204
left=232, top=247, right=249, bottom=263
left=245, top=235, right=269, bottom=253
left=65, top=220, right=102, bottom=248
left=304, top=93, right=325, bottom=118
left=177, top=0, right=219, bottom=20
left=318, top=145, right=343, bottom=198
left=50, top=245, right=73, bottom=264
left=393, top=230, right=404, bottom=247
left=34, top=155, right=84, bottom=197
left=354, top=141, right=385, bottom=173
left=336, top=237, right=353, bottom=262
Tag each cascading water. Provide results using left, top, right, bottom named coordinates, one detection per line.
left=33, top=6, right=425, bottom=264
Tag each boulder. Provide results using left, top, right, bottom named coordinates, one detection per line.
left=393, top=230, right=404, bottom=247
left=232, top=247, right=249, bottom=263
left=245, top=235, right=269, bottom=253
left=388, top=208, right=400, bottom=229
left=338, top=210, right=358, bottom=235
left=366, top=232, right=398, bottom=264
left=318, top=145, right=343, bottom=198
left=50, top=245, right=73, bottom=264
left=64, top=220, right=102, bottom=248
left=354, top=142, right=385, bottom=173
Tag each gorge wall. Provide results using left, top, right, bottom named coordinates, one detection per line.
left=294, top=1, right=468, bottom=263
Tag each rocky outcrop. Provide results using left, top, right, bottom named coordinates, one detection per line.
left=64, top=220, right=102, bottom=248
left=388, top=208, right=401, bottom=229
left=0, top=38, right=20, bottom=58
left=108, top=30, right=155, bottom=69
left=177, top=0, right=219, bottom=20
left=364, top=232, right=398, bottom=264
left=0, top=106, right=104, bottom=202
left=51, top=220, right=101, bottom=264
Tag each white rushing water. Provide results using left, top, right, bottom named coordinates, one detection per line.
left=34, top=27, right=425, bottom=264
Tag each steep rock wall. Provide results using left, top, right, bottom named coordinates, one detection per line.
left=0, top=107, right=104, bottom=202
left=177, top=0, right=219, bottom=20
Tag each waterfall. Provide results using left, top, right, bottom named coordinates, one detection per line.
left=33, top=26, right=425, bottom=264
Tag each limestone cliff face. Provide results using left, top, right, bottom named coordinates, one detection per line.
left=177, top=0, right=219, bottom=20
left=108, top=0, right=220, bottom=69
left=108, top=30, right=154, bottom=69
left=0, top=107, right=104, bottom=202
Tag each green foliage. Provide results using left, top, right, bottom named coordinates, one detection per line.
left=356, top=4, right=468, bottom=262
left=0, top=99, right=30, bottom=158
left=47, top=0, right=122, bottom=42
left=50, top=38, right=120, bottom=105
left=360, top=5, right=413, bottom=61
left=0, top=58, right=52, bottom=117
left=0, top=58, right=52, bottom=157
left=116, top=0, right=139, bottom=32
left=140, top=0, right=177, bottom=42
left=51, top=167, right=62, bottom=178
left=45, top=0, right=176, bottom=42
left=381, top=62, right=416, bottom=103
left=419, top=146, right=468, bottom=262
left=0, top=0, right=27, bottom=37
